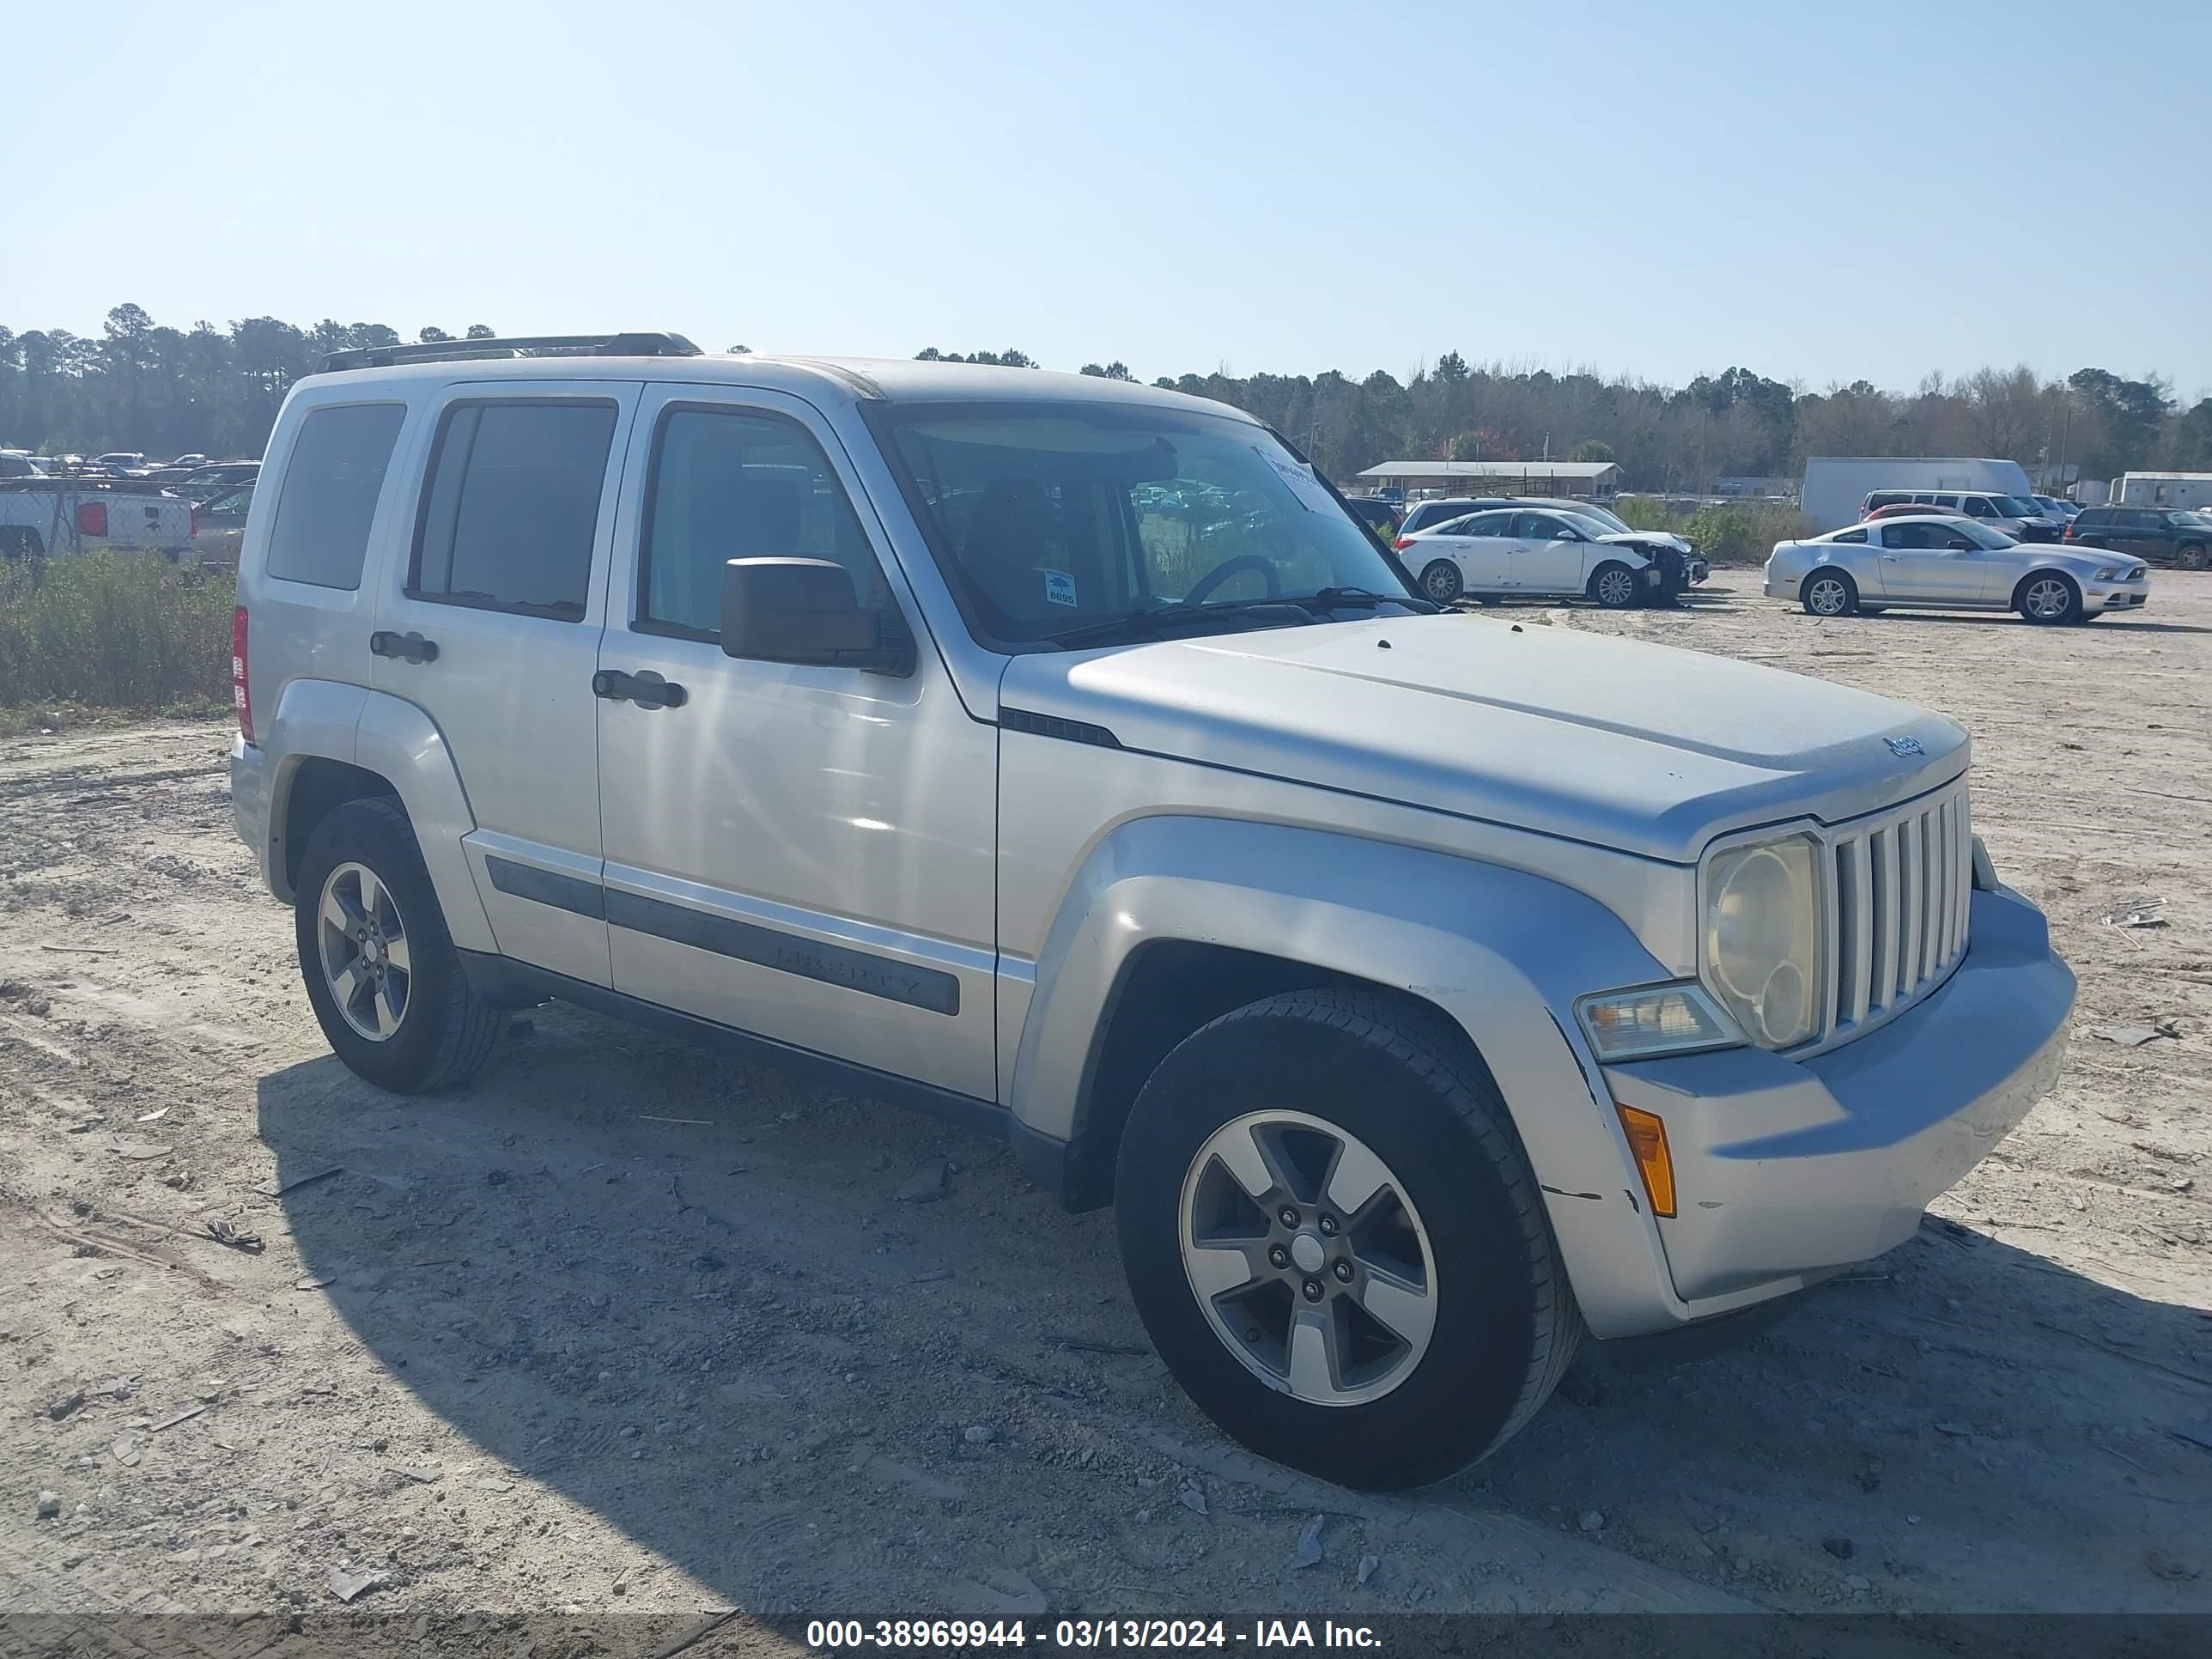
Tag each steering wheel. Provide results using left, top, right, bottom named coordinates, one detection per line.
left=1184, top=555, right=1279, bottom=605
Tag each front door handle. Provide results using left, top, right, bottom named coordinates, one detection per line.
left=592, top=668, right=688, bottom=709
left=369, top=630, right=438, bottom=664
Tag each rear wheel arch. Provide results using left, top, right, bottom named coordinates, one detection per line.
left=277, top=757, right=402, bottom=897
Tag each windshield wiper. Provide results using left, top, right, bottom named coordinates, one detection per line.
left=1047, top=598, right=1317, bottom=648
left=1297, top=586, right=1435, bottom=614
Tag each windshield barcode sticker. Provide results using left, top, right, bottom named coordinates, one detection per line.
left=1255, top=447, right=1340, bottom=515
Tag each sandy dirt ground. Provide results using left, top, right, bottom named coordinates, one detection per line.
left=2, top=573, right=2208, bottom=1639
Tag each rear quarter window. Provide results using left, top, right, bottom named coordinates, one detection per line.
left=263, top=404, right=407, bottom=590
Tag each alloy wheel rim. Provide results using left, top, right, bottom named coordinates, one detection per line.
left=1808, top=577, right=1847, bottom=614
left=1599, top=570, right=1633, bottom=605
left=1425, top=565, right=1457, bottom=600
left=2026, top=580, right=2069, bottom=618
left=318, top=861, right=410, bottom=1042
left=1178, top=1109, right=1437, bottom=1407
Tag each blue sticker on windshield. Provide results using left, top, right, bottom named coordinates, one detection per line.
left=1044, top=570, right=1079, bottom=607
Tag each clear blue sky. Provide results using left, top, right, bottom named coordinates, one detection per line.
left=12, top=0, right=2209, bottom=398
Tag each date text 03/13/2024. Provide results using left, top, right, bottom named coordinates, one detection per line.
left=804, top=1619, right=1383, bottom=1650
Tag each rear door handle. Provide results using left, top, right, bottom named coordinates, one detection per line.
left=592, top=668, right=687, bottom=709
left=369, top=630, right=438, bottom=664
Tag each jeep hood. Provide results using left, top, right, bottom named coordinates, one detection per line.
left=999, top=615, right=1967, bottom=864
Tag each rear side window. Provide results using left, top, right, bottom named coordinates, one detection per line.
left=264, top=403, right=405, bottom=589
left=638, top=406, right=892, bottom=637
left=411, top=400, right=618, bottom=619
left=1832, top=528, right=1868, bottom=544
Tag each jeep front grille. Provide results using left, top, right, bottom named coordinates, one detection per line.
left=1826, top=779, right=1972, bottom=1044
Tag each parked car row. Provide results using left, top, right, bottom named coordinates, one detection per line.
left=0, top=448, right=259, bottom=499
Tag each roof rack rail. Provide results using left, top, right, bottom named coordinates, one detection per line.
left=316, top=332, right=703, bottom=374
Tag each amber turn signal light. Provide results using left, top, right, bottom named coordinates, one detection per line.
left=1615, top=1103, right=1676, bottom=1219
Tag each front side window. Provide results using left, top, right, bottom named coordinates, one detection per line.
left=1516, top=513, right=1571, bottom=540
left=264, top=403, right=406, bottom=590
left=1961, top=497, right=1995, bottom=517
left=640, top=407, right=894, bottom=636
left=411, top=399, right=617, bottom=619
left=867, top=401, right=1419, bottom=647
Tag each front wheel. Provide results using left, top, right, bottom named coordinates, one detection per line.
left=1419, top=559, right=1464, bottom=604
left=1114, top=989, right=1580, bottom=1491
left=2016, top=573, right=2080, bottom=625
left=2179, top=544, right=2208, bottom=571
left=294, top=797, right=502, bottom=1092
left=1589, top=562, right=1640, bottom=609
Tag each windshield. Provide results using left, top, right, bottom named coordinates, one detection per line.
left=1560, top=511, right=1621, bottom=539
left=1991, top=495, right=2040, bottom=517
left=1954, top=519, right=2018, bottom=550
left=867, top=401, right=1422, bottom=647
left=1570, top=504, right=1632, bottom=533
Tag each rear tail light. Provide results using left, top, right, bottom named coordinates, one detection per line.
left=2063, top=525, right=2076, bottom=541
left=1395, top=535, right=1416, bottom=550
left=76, top=501, right=108, bottom=538
left=190, top=501, right=202, bottom=540
left=231, top=607, right=253, bottom=743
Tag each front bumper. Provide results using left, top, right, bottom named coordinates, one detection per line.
left=2085, top=578, right=2150, bottom=612
left=1605, top=882, right=2073, bottom=1309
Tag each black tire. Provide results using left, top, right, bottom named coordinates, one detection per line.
left=1419, top=559, right=1463, bottom=604
left=1114, top=988, right=1581, bottom=1491
left=1588, top=562, right=1640, bottom=610
left=2014, top=571, right=2081, bottom=626
left=0, top=526, right=45, bottom=562
left=2179, top=544, right=2208, bottom=572
left=1802, top=568, right=1858, bottom=617
left=293, top=796, right=501, bottom=1093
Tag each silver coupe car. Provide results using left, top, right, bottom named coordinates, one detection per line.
left=1765, top=514, right=2150, bottom=625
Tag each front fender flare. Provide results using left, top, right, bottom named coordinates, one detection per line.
left=1008, top=815, right=1689, bottom=1336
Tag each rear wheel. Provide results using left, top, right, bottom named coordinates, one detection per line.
left=1115, top=989, right=1580, bottom=1491
left=2179, top=544, right=2208, bottom=571
left=294, top=797, right=502, bottom=1092
left=2016, top=573, right=2080, bottom=625
left=1589, top=562, right=1639, bottom=609
left=1802, top=569, right=1858, bottom=617
left=1419, top=559, right=1464, bottom=604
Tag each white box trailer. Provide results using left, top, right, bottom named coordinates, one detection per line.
left=2112, top=473, right=2212, bottom=511
left=1798, top=457, right=2034, bottom=532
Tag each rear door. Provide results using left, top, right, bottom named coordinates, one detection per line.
left=1439, top=510, right=1515, bottom=590
left=370, top=380, right=641, bottom=988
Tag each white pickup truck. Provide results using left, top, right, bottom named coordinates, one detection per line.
left=0, top=477, right=197, bottom=562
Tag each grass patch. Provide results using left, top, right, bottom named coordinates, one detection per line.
left=1615, top=496, right=1810, bottom=562
left=0, top=554, right=237, bottom=714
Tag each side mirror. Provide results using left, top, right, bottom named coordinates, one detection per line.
left=720, top=557, right=913, bottom=675
left=1944, top=538, right=1974, bottom=552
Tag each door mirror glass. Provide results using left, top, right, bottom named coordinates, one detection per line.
left=1944, top=538, right=1975, bottom=552
left=721, top=557, right=913, bottom=674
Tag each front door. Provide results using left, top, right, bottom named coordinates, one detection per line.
left=371, top=380, right=639, bottom=987
left=1874, top=520, right=1990, bottom=603
left=1504, top=511, right=1585, bottom=594
left=592, top=385, right=999, bottom=1101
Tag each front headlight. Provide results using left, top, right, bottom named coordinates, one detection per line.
left=2094, top=566, right=2119, bottom=580
left=1703, top=831, right=1825, bottom=1048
